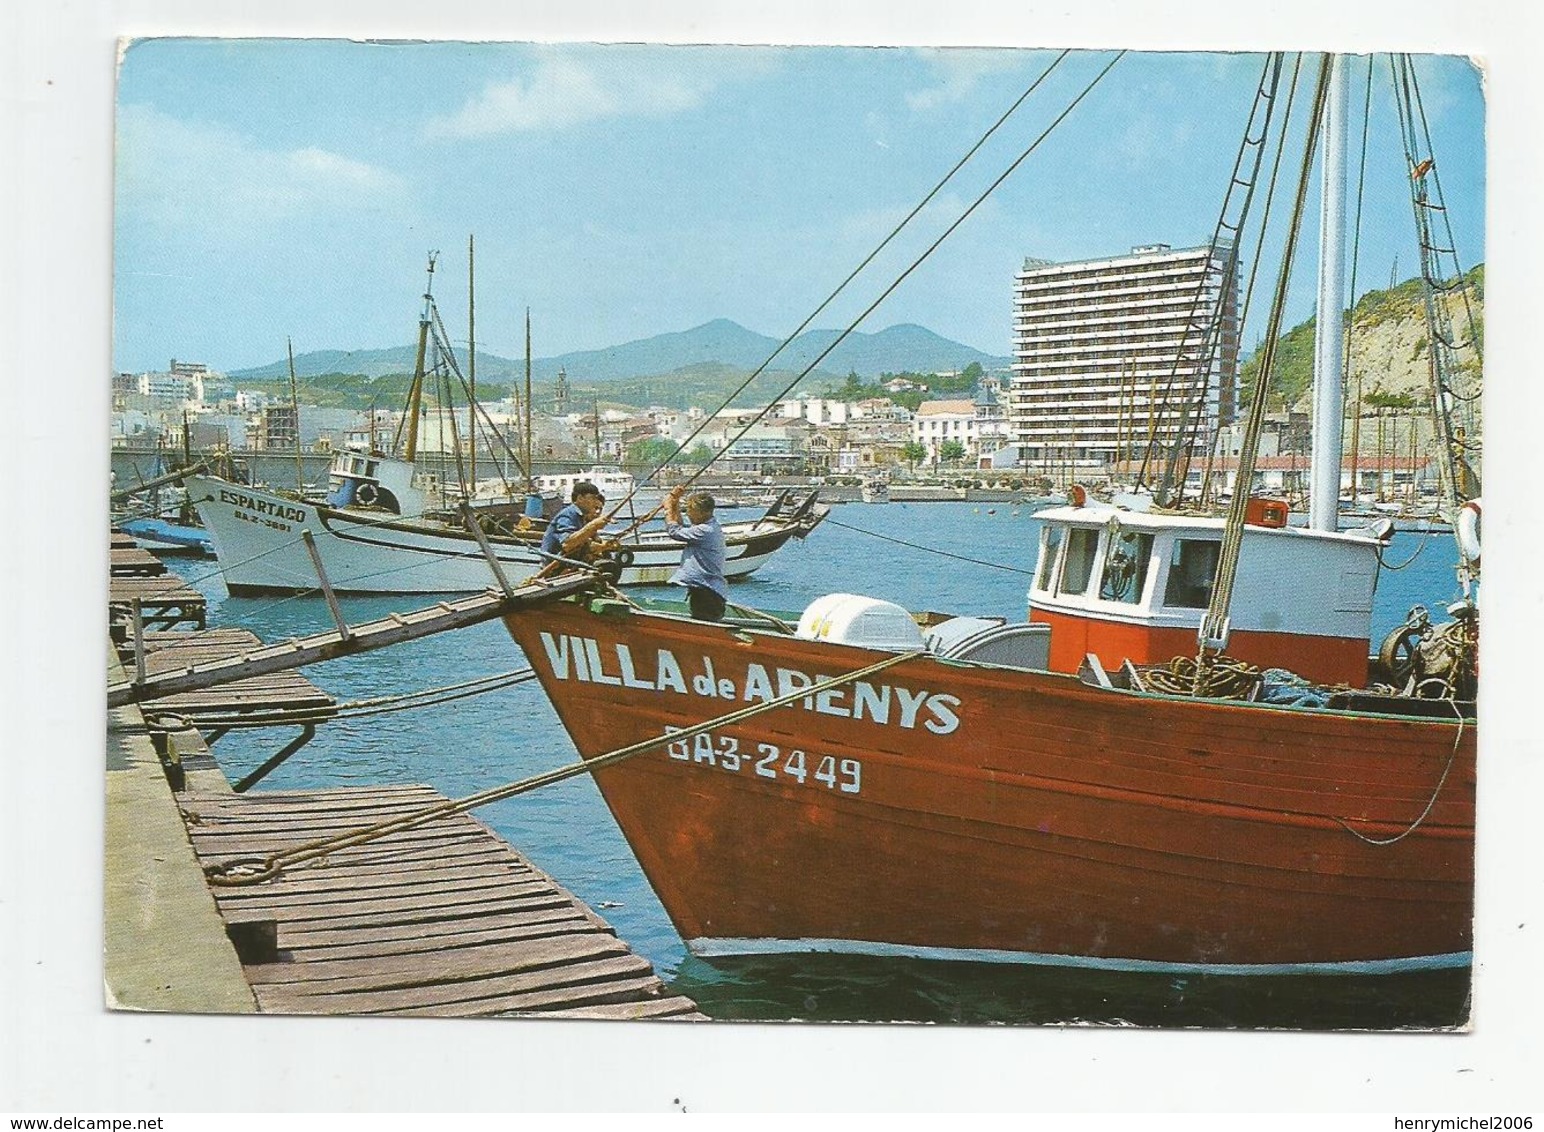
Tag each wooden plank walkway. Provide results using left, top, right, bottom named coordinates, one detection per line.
left=180, top=784, right=705, bottom=1020
left=109, top=572, right=207, bottom=636
left=136, top=628, right=337, bottom=727
left=111, top=545, right=168, bottom=577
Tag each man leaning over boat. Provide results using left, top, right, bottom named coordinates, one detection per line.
left=538, top=481, right=615, bottom=574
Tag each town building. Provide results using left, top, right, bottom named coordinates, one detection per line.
left=251, top=404, right=299, bottom=451
left=1008, top=242, right=1240, bottom=475
left=710, top=419, right=810, bottom=474
left=907, top=395, right=1006, bottom=466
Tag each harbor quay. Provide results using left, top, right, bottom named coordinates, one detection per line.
left=105, top=527, right=703, bottom=1021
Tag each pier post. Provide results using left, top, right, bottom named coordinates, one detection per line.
left=132, top=598, right=147, bottom=685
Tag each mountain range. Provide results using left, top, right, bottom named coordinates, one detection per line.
left=229, top=319, right=1011, bottom=385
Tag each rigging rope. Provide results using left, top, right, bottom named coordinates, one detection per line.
left=1196, top=53, right=1334, bottom=696
left=1143, top=52, right=1283, bottom=501
left=205, top=650, right=915, bottom=886
left=597, top=52, right=1125, bottom=540
left=1160, top=53, right=1304, bottom=504
left=175, top=668, right=542, bottom=730
left=616, top=49, right=1077, bottom=514
left=822, top=515, right=1034, bottom=576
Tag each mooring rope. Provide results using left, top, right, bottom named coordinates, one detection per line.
left=205, top=649, right=915, bottom=886
left=154, top=667, right=542, bottom=731
left=1335, top=699, right=1466, bottom=846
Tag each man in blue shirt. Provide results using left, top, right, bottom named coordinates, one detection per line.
left=665, top=484, right=728, bottom=621
left=540, top=481, right=607, bottom=567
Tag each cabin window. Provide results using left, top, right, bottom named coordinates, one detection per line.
left=1058, top=528, right=1099, bottom=596
left=1098, top=531, right=1154, bottom=604
left=1034, top=525, right=1063, bottom=591
left=1163, top=539, right=1221, bottom=608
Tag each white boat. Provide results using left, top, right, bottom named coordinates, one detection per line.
left=189, top=447, right=828, bottom=595
left=187, top=255, right=829, bottom=595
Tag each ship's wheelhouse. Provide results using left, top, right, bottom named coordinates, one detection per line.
left=1027, top=501, right=1389, bottom=686
left=324, top=449, right=423, bottom=515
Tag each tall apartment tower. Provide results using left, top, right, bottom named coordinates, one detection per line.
left=1009, top=242, right=1239, bottom=474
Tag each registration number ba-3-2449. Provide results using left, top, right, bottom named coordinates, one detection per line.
left=662, top=728, right=862, bottom=795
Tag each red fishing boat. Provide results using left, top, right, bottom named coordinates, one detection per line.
left=503, top=515, right=1475, bottom=972
left=503, top=52, right=1480, bottom=975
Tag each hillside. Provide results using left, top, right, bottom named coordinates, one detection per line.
left=1240, top=265, right=1484, bottom=422
left=230, top=319, right=1010, bottom=387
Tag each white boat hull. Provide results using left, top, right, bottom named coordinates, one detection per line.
left=187, top=475, right=825, bottom=594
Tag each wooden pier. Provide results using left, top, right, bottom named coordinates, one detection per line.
left=109, top=530, right=207, bottom=637
left=181, top=786, right=703, bottom=1019
left=106, top=527, right=702, bottom=1022
left=137, top=627, right=338, bottom=731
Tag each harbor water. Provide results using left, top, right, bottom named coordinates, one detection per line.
left=165, top=502, right=1473, bottom=1028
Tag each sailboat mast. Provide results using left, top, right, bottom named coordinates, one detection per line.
left=525, top=309, right=534, bottom=492
left=468, top=235, right=476, bottom=489
left=1309, top=55, right=1349, bottom=532
left=396, top=253, right=437, bottom=463
left=286, top=338, right=305, bottom=492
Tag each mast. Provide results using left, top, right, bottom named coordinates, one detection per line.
left=1309, top=55, right=1349, bottom=531
left=286, top=338, right=305, bottom=492
left=395, top=253, right=437, bottom=462
left=525, top=309, right=534, bottom=492
left=1349, top=377, right=1362, bottom=505
left=468, top=235, right=476, bottom=489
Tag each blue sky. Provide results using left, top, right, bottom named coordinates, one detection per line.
left=113, top=41, right=1486, bottom=375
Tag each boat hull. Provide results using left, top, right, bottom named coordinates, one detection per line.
left=505, top=600, right=1474, bottom=972
left=187, top=475, right=545, bottom=594
left=188, top=475, right=823, bottom=594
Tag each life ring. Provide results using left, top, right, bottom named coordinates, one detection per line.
left=615, top=548, right=635, bottom=568
left=355, top=481, right=379, bottom=507
left=1455, top=498, right=1481, bottom=565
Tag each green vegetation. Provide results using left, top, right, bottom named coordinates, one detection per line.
left=237, top=370, right=516, bottom=410
left=627, top=437, right=680, bottom=464
left=901, top=441, right=927, bottom=469
left=1364, top=389, right=1418, bottom=412
left=1238, top=317, right=1318, bottom=412
left=1238, top=264, right=1484, bottom=412
left=823, top=361, right=985, bottom=410
left=939, top=439, right=968, bottom=464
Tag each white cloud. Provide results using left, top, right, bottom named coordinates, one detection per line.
left=906, top=49, right=1028, bottom=112
left=426, top=52, right=746, bottom=138
left=116, top=103, right=408, bottom=229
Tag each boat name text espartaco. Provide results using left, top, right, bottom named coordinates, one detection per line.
left=217, top=488, right=308, bottom=523
left=537, top=632, right=961, bottom=734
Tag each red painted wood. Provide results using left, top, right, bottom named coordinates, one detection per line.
left=506, top=602, right=1474, bottom=969
left=1030, top=606, right=1371, bottom=686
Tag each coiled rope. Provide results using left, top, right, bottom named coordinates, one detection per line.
left=1143, top=654, right=1263, bottom=700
